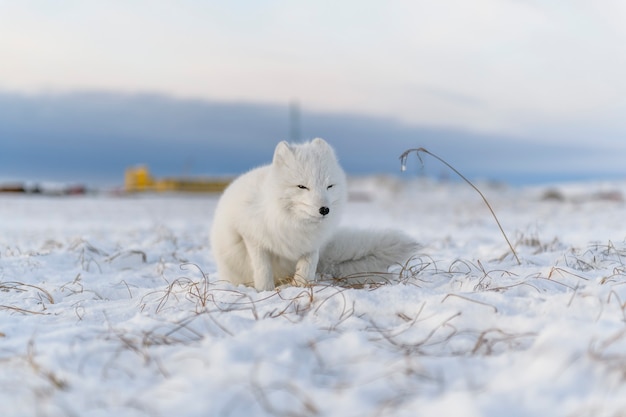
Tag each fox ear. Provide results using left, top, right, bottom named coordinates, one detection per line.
left=312, top=138, right=329, bottom=148
left=312, top=137, right=336, bottom=159
left=273, top=141, right=293, bottom=166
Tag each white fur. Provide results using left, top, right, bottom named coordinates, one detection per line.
left=210, top=138, right=417, bottom=291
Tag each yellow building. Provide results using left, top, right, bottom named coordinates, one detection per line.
left=125, top=165, right=155, bottom=192
left=125, top=165, right=230, bottom=193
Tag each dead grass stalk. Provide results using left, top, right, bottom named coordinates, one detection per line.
left=400, top=147, right=520, bottom=265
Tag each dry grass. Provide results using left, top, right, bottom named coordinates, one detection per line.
left=589, top=329, right=626, bottom=382
left=0, top=281, right=54, bottom=315
left=5, top=242, right=626, bottom=416
left=0, top=340, right=69, bottom=398
left=400, top=147, right=520, bottom=264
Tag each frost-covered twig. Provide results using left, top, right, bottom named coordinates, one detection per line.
left=400, top=147, right=521, bottom=265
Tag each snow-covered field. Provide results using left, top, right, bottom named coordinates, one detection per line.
left=2, top=177, right=626, bottom=417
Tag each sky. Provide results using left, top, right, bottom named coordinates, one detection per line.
left=1, top=1, right=626, bottom=186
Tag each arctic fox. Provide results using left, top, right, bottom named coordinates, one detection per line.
left=210, top=138, right=417, bottom=291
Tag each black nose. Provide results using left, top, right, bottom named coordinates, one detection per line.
left=319, top=206, right=330, bottom=216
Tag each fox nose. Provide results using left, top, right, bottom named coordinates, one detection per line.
left=319, top=206, right=330, bottom=216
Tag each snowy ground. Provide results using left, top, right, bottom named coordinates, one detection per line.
left=1, top=177, right=626, bottom=417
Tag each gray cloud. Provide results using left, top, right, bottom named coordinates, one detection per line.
left=0, top=91, right=623, bottom=186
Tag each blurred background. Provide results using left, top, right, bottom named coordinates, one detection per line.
left=1, top=0, right=626, bottom=189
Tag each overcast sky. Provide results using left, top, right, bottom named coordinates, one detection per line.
left=1, top=1, right=626, bottom=185
left=4, top=1, right=626, bottom=138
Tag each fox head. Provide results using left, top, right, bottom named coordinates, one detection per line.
left=270, top=138, right=347, bottom=222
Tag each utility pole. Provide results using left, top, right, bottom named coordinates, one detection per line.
left=289, top=100, right=301, bottom=142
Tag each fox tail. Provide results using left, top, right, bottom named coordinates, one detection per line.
left=318, top=228, right=418, bottom=285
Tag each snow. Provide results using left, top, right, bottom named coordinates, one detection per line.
left=2, top=177, right=626, bottom=417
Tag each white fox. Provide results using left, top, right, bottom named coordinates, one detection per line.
left=210, top=138, right=417, bottom=291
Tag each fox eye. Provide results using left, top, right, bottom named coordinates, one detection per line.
left=327, top=184, right=335, bottom=190
left=297, top=185, right=309, bottom=190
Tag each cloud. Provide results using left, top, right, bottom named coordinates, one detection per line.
left=2, top=1, right=626, bottom=143
left=1, top=91, right=624, bottom=186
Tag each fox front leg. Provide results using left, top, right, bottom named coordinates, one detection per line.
left=294, top=250, right=319, bottom=287
left=246, top=242, right=275, bottom=292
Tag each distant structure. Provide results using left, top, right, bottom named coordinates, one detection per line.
left=0, top=182, right=86, bottom=195
left=124, top=165, right=230, bottom=193
left=289, top=100, right=301, bottom=142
